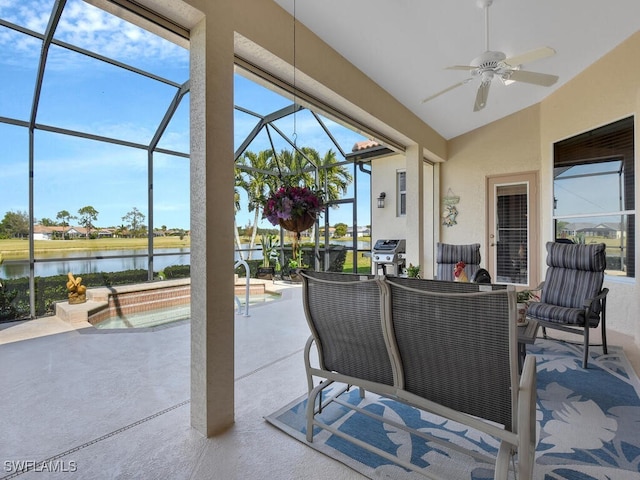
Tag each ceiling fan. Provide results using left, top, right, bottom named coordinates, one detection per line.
left=422, top=0, right=559, bottom=112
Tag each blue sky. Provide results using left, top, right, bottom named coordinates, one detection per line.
left=0, top=0, right=370, bottom=232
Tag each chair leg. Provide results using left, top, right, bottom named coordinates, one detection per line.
left=582, top=326, right=590, bottom=369
left=601, top=316, right=608, bottom=355
left=542, top=326, right=547, bottom=339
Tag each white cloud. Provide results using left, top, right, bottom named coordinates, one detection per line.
left=54, top=0, right=187, bottom=66
left=0, top=0, right=188, bottom=70
left=0, top=0, right=51, bottom=32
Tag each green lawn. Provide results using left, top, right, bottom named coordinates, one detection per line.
left=0, top=236, right=190, bottom=259
left=342, top=250, right=372, bottom=274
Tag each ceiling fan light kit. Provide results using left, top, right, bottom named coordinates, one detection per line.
left=422, top=0, right=559, bottom=111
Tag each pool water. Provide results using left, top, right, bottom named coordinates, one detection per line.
left=235, top=292, right=280, bottom=305
left=94, top=292, right=281, bottom=329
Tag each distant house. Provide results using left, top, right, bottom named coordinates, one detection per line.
left=31, top=225, right=96, bottom=239
left=346, top=226, right=370, bottom=237
left=319, top=226, right=336, bottom=238
left=577, top=223, right=618, bottom=239
left=96, top=229, right=115, bottom=238
left=32, top=225, right=56, bottom=240
left=559, top=222, right=621, bottom=240
left=66, top=227, right=86, bottom=238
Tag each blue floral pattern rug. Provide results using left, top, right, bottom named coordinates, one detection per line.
left=266, top=340, right=640, bottom=479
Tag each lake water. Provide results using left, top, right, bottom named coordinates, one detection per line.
left=0, top=239, right=371, bottom=279
left=0, top=248, right=191, bottom=279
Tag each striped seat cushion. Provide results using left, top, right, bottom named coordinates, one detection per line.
left=527, top=302, right=601, bottom=327
left=436, top=243, right=481, bottom=281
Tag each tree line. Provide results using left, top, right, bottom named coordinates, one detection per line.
left=0, top=206, right=149, bottom=239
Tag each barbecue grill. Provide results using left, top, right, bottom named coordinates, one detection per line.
left=372, top=239, right=406, bottom=276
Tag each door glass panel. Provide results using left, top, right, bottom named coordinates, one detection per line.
left=495, top=183, right=528, bottom=285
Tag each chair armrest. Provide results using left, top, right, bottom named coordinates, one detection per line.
left=582, top=287, right=609, bottom=309
left=304, top=335, right=318, bottom=392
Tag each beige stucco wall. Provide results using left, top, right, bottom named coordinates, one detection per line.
left=371, top=154, right=408, bottom=244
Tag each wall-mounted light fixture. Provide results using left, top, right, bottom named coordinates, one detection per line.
left=377, top=192, right=386, bottom=208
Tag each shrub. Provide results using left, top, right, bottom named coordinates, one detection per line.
left=0, top=269, right=153, bottom=322
left=163, top=264, right=191, bottom=279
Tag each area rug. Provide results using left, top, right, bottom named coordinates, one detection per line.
left=265, top=340, right=640, bottom=479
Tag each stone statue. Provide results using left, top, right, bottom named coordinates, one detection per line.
left=66, top=272, right=87, bottom=304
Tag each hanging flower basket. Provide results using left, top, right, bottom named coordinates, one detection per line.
left=261, top=185, right=324, bottom=229
left=278, top=212, right=316, bottom=233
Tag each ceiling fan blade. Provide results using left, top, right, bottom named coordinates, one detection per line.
left=421, top=78, right=473, bottom=104
left=505, top=46, right=556, bottom=67
left=508, top=70, right=559, bottom=87
left=473, top=81, right=491, bottom=112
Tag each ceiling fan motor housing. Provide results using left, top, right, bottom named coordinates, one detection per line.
left=471, top=50, right=506, bottom=70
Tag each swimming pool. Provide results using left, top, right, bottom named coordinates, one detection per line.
left=92, top=291, right=281, bottom=329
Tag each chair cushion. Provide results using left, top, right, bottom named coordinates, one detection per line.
left=546, top=242, right=606, bottom=271
left=527, top=301, right=601, bottom=327
left=541, top=267, right=604, bottom=310
left=436, top=243, right=481, bottom=281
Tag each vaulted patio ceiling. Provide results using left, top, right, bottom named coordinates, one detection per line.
left=273, top=0, right=640, bottom=140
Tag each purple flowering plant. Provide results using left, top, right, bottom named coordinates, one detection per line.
left=262, top=185, right=324, bottom=226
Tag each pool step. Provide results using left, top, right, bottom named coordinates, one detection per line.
left=94, top=305, right=191, bottom=329
left=56, top=300, right=107, bottom=325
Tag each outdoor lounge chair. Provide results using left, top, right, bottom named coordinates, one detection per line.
left=299, top=270, right=536, bottom=479
left=436, top=242, right=481, bottom=281
left=526, top=241, right=609, bottom=368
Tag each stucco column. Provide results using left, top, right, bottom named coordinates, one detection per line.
left=189, top=9, right=235, bottom=436
left=405, top=144, right=424, bottom=271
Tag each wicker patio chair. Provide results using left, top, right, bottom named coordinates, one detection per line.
left=436, top=242, right=482, bottom=281
left=526, top=241, right=609, bottom=368
left=384, top=276, right=536, bottom=480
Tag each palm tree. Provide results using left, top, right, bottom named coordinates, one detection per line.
left=233, top=186, right=245, bottom=261
left=276, top=148, right=314, bottom=187
left=236, top=150, right=277, bottom=259
left=306, top=148, right=353, bottom=203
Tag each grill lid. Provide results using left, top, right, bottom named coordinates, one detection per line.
left=372, top=239, right=406, bottom=253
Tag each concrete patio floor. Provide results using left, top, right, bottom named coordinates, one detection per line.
left=0, top=281, right=638, bottom=479
left=0, top=283, right=363, bottom=480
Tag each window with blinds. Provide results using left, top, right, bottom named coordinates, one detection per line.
left=553, top=116, right=635, bottom=278
left=397, top=170, right=406, bottom=216
left=495, top=183, right=529, bottom=284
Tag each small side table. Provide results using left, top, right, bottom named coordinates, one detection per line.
left=517, top=319, right=540, bottom=373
